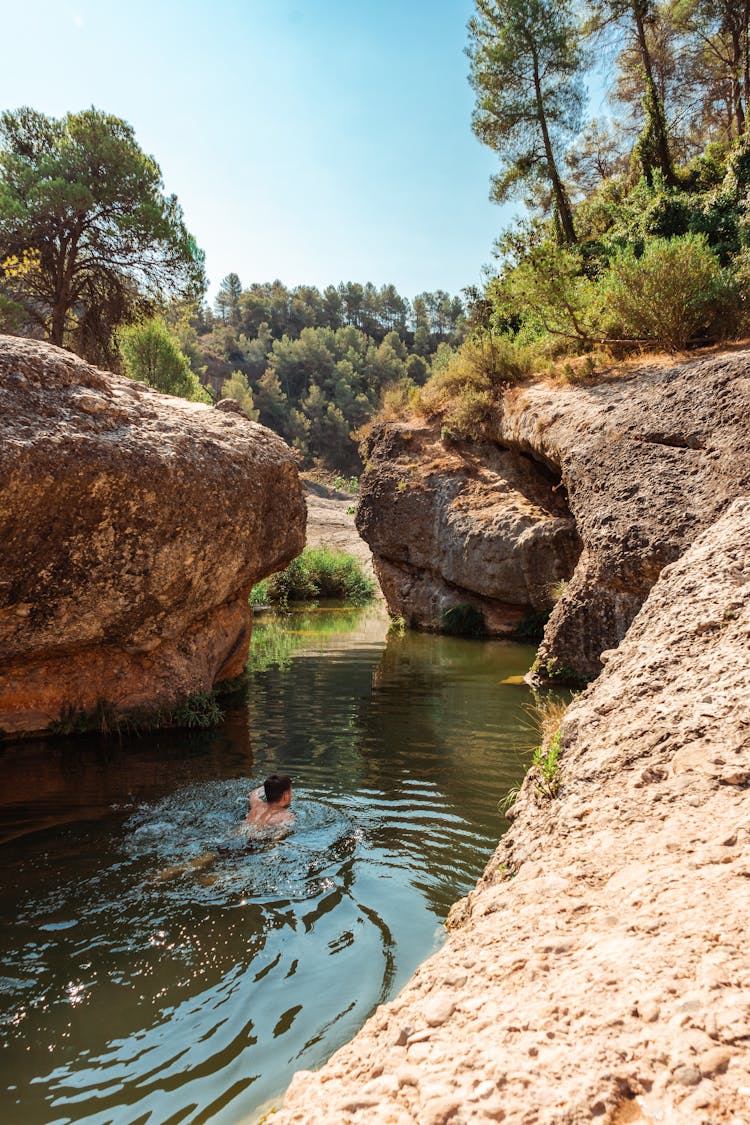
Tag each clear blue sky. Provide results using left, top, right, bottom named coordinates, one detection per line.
left=2, top=0, right=520, bottom=302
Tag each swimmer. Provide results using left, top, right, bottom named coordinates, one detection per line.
left=247, top=774, right=295, bottom=827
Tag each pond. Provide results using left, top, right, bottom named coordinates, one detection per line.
left=0, top=605, right=537, bottom=1125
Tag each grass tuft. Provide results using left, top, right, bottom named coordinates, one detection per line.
left=250, top=546, right=375, bottom=605
left=532, top=728, right=563, bottom=799
left=439, top=603, right=486, bottom=637
left=47, top=691, right=225, bottom=738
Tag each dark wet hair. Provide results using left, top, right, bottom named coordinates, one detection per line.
left=263, top=774, right=292, bottom=803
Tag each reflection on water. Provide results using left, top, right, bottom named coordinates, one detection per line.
left=0, top=604, right=536, bottom=1125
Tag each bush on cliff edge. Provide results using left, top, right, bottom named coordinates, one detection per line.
left=601, top=234, right=729, bottom=351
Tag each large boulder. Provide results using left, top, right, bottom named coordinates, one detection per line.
left=0, top=336, right=306, bottom=736
left=358, top=351, right=750, bottom=680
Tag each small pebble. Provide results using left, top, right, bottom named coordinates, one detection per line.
left=673, top=1065, right=702, bottom=1087
left=424, top=996, right=456, bottom=1027
left=698, top=1047, right=731, bottom=1076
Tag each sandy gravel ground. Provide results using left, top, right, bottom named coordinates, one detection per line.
left=303, top=479, right=380, bottom=592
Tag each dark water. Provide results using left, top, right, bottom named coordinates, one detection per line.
left=0, top=605, right=537, bottom=1125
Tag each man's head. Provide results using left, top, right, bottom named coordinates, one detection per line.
left=263, top=773, right=292, bottom=806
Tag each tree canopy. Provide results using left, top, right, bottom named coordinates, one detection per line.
left=194, top=278, right=467, bottom=471
left=120, top=318, right=209, bottom=402
left=468, top=0, right=586, bottom=244
left=0, top=106, right=205, bottom=365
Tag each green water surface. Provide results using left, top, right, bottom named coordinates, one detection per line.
left=0, top=605, right=537, bottom=1125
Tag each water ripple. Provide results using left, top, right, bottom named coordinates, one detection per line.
left=0, top=608, right=537, bottom=1125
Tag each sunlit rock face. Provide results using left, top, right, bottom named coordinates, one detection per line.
left=357, top=420, right=581, bottom=637
left=0, top=336, right=306, bottom=736
left=358, top=351, right=750, bottom=681
left=500, top=351, right=750, bottom=680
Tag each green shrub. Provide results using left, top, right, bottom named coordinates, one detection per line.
left=333, top=475, right=359, bottom=494
left=120, top=318, right=210, bottom=402
left=601, top=234, right=727, bottom=350
left=513, top=609, right=549, bottom=644
left=531, top=655, right=588, bottom=688
left=444, top=386, right=493, bottom=441
left=220, top=370, right=259, bottom=419
left=682, top=143, right=728, bottom=191
left=492, top=240, right=601, bottom=346
left=439, top=603, right=486, bottom=637
left=249, top=577, right=270, bottom=606
left=532, top=728, right=563, bottom=798
left=644, top=193, right=691, bottom=238
left=727, top=248, right=750, bottom=336
left=416, top=333, right=534, bottom=429
left=266, top=554, right=318, bottom=602
left=251, top=547, right=375, bottom=605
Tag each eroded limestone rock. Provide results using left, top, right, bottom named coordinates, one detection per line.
left=502, top=352, right=750, bottom=680
left=0, top=336, right=306, bottom=735
left=272, top=497, right=750, bottom=1124
left=357, top=421, right=581, bottom=635
left=359, top=351, right=750, bottom=680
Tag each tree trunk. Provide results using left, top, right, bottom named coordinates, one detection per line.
left=532, top=53, right=577, bottom=245
left=51, top=260, right=67, bottom=347
left=632, top=1, right=675, bottom=185
left=730, top=23, right=746, bottom=136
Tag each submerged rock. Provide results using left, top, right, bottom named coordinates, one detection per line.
left=0, top=336, right=306, bottom=736
left=359, top=350, right=750, bottom=680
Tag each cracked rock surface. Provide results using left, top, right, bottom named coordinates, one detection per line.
left=272, top=497, right=750, bottom=1124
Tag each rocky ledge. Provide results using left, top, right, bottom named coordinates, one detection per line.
left=357, top=351, right=750, bottom=682
left=0, top=336, right=306, bottom=736
left=273, top=497, right=750, bottom=1124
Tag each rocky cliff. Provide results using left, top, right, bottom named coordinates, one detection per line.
left=0, top=336, right=306, bottom=737
left=357, top=351, right=750, bottom=682
left=357, top=422, right=580, bottom=637
left=273, top=496, right=750, bottom=1125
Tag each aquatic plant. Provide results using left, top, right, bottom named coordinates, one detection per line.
left=246, top=619, right=305, bottom=674
left=171, top=692, right=224, bottom=729
left=49, top=699, right=120, bottom=737
left=47, top=691, right=225, bottom=738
